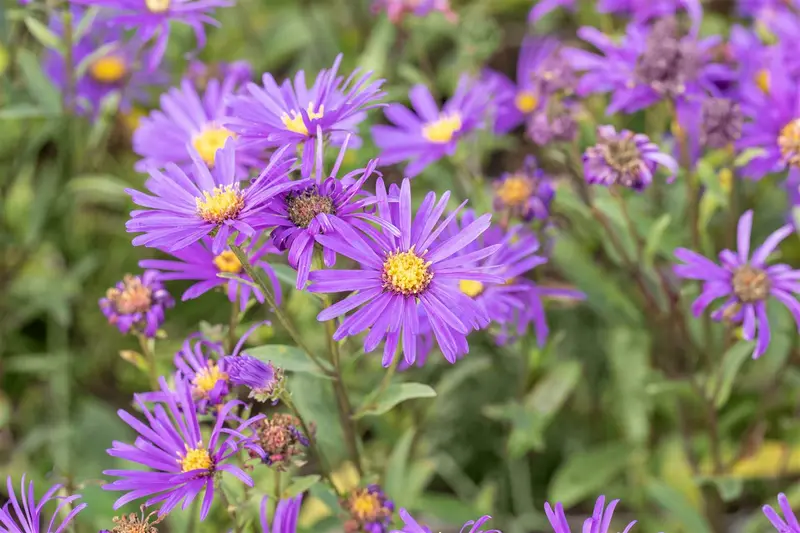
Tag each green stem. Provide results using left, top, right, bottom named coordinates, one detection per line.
left=136, top=333, right=158, bottom=391
left=218, top=482, right=242, bottom=533
left=227, top=290, right=239, bottom=353
left=273, top=470, right=282, bottom=512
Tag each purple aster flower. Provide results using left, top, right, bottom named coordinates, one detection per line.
left=262, top=135, right=396, bottom=289
left=545, top=495, right=636, bottom=533
left=371, top=0, right=457, bottom=23
left=99, top=270, right=174, bottom=337
left=700, top=97, right=743, bottom=149
left=372, top=77, right=490, bottom=177
left=139, top=235, right=282, bottom=311
left=0, top=476, right=86, bottom=533
left=392, top=509, right=500, bottom=533
left=260, top=494, right=302, bottom=533
left=563, top=15, right=731, bottom=115
left=763, top=492, right=800, bottom=532
left=493, top=156, right=554, bottom=221
left=69, top=0, right=232, bottom=69
left=342, top=485, right=394, bottom=533
left=673, top=210, right=800, bottom=358
left=45, top=8, right=163, bottom=117
left=528, top=0, right=575, bottom=23
left=133, top=73, right=263, bottom=174
left=126, top=141, right=299, bottom=255
left=583, top=125, right=678, bottom=190
left=525, top=96, right=579, bottom=145
left=227, top=54, right=385, bottom=178
left=598, top=0, right=701, bottom=25
left=104, top=378, right=263, bottom=520
left=308, top=178, right=503, bottom=366
left=173, top=333, right=230, bottom=411
left=222, top=354, right=281, bottom=402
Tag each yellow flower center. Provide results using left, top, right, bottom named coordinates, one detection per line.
left=213, top=250, right=242, bottom=273
left=756, top=69, right=770, bottom=94
left=381, top=248, right=433, bottom=296
left=459, top=279, right=484, bottom=298
left=195, top=185, right=245, bottom=224
left=90, top=55, right=127, bottom=84
left=779, top=118, right=800, bottom=167
left=192, top=126, right=235, bottom=167
left=281, top=102, right=325, bottom=136
left=496, top=175, right=533, bottom=207
left=421, top=113, right=462, bottom=144
left=106, top=275, right=152, bottom=315
left=515, top=90, right=538, bottom=113
left=193, top=362, right=228, bottom=394
left=121, top=107, right=145, bottom=133
left=144, top=0, right=170, bottom=13
left=179, top=446, right=212, bottom=473
left=349, top=492, right=382, bottom=521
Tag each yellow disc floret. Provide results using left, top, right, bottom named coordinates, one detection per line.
left=381, top=247, right=433, bottom=296
left=192, top=362, right=228, bottom=394
left=421, top=113, right=462, bottom=144
left=179, top=446, right=212, bottom=473
left=196, top=185, right=244, bottom=224
left=496, top=175, right=533, bottom=207
left=106, top=275, right=152, bottom=315
left=192, top=126, right=235, bottom=167
left=459, top=279, right=484, bottom=298
left=756, top=69, right=771, bottom=94
left=145, top=0, right=170, bottom=13
left=779, top=118, right=800, bottom=167
left=514, top=90, right=538, bottom=113
left=90, top=55, right=127, bottom=84
left=349, top=491, right=382, bottom=521
left=281, top=102, right=325, bottom=136
left=213, top=250, right=242, bottom=273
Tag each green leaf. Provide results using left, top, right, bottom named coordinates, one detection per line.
left=416, top=493, right=476, bottom=526
left=248, top=344, right=333, bottom=375
left=434, top=357, right=491, bottom=398
left=707, top=340, right=755, bottom=408
left=357, top=16, right=395, bottom=79
left=287, top=374, right=345, bottom=464
left=24, top=17, right=63, bottom=52
left=647, top=480, right=712, bottom=533
left=68, top=174, right=129, bottom=205
left=644, top=214, right=672, bottom=266
left=281, top=475, right=320, bottom=498
left=354, top=383, right=436, bottom=418
left=548, top=442, right=630, bottom=508
left=0, top=104, right=52, bottom=119
left=608, top=329, right=650, bottom=445
left=270, top=263, right=297, bottom=288
left=734, top=147, right=766, bottom=168
left=17, top=48, right=60, bottom=112
left=385, top=428, right=415, bottom=507
left=73, top=7, right=100, bottom=41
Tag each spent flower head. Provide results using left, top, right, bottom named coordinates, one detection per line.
left=249, top=413, right=311, bottom=469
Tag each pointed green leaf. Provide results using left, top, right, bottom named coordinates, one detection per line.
left=24, top=17, right=63, bottom=52
left=282, top=475, right=320, bottom=498
left=548, top=442, right=630, bottom=507
left=248, top=344, right=333, bottom=375
left=385, top=427, right=415, bottom=506
left=355, top=383, right=437, bottom=418
left=707, top=340, right=755, bottom=408
left=647, top=480, right=712, bottom=533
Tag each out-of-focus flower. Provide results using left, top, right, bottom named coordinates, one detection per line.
left=104, top=378, right=264, bottom=520
left=172, top=333, right=229, bottom=411
left=545, top=495, right=636, bottom=533
left=250, top=413, right=310, bottom=469
left=392, top=509, right=500, bottom=533
left=139, top=235, right=282, bottom=311
left=126, top=142, right=298, bottom=255
left=598, top=0, right=701, bottom=25
left=69, top=0, right=232, bottom=69
left=308, top=178, right=503, bottom=366
left=134, top=72, right=262, bottom=174
left=228, top=54, right=385, bottom=177
left=700, top=97, right=743, bottom=149
left=45, top=8, right=163, bottom=117
left=99, top=270, right=174, bottom=337
left=493, top=157, right=554, bottom=222
left=0, top=476, right=86, bottom=533
left=583, top=125, right=677, bottom=191
left=260, top=495, right=302, bottom=533
left=264, top=135, right=395, bottom=289
left=372, top=77, right=489, bottom=177
left=371, top=0, right=457, bottom=23
left=526, top=97, right=579, bottom=145
left=343, top=485, right=394, bottom=533
left=186, top=59, right=252, bottom=91
left=528, top=0, right=575, bottom=23
left=107, top=509, right=163, bottom=533
left=763, top=492, right=800, bottom=532
left=673, top=210, right=800, bottom=358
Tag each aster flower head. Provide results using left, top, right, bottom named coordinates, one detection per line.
left=545, top=495, right=636, bottom=533
left=371, top=0, right=457, bottom=23
left=139, top=235, right=283, bottom=311
left=260, top=494, right=302, bottom=533
left=104, top=377, right=264, bottom=519
left=133, top=73, right=262, bottom=174
left=172, top=333, right=229, bottom=411
left=583, top=125, right=677, bottom=191
left=673, top=210, right=800, bottom=358
left=343, top=485, right=394, bottom=533
left=700, top=97, right=743, bottom=149
left=371, top=76, right=490, bottom=177
left=265, top=135, right=395, bottom=289
left=392, top=509, right=500, bottom=533
left=0, top=476, right=86, bottom=533
left=493, top=157, right=554, bottom=221
left=526, top=97, right=579, bottom=145
left=763, top=492, right=800, bottom=532
left=227, top=54, right=386, bottom=177
left=126, top=141, right=300, bottom=255
left=99, top=270, right=174, bottom=337
left=308, top=178, right=503, bottom=366
left=222, top=354, right=283, bottom=403
left=249, top=413, right=310, bottom=469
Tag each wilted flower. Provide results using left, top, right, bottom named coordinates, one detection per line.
left=249, top=413, right=310, bottom=469
left=372, top=77, right=490, bottom=177
left=222, top=354, right=282, bottom=402
left=763, top=492, right=800, bottom=532
left=583, top=126, right=677, bottom=190
left=700, top=97, right=743, bottom=149
left=545, top=495, right=636, bottom=533
left=260, top=495, right=302, bottom=533
left=173, top=333, right=229, bottom=411
left=493, top=157, right=554, bottom=222
left=343, top=485, right=394, bottom=533
left=227, top=54, right=385, bottom=177
left=99, top=270, right=174, bottom=337
left=673, top=210, right=800, bottom=359
left=392, top=509, right=500, bottom=533
left=0, top=476, right=86, bottom=533
left=371, top=0, right=457, bottom=23
left=126, top=142, right=298, bottom=255
left=107, top=508, right=163, bottom=533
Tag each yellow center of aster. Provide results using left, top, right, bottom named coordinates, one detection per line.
left=213, top=250, right=242, bottom=273
left=144, top=0, right=170, bottom=13
left=281, top=102, right=325, bottom=136
left=459, top=279, right=484, bottom=298
left=106, top=275, right=152, bottom=314
left=192, top=126, right=235, bottom=167
left=193, top=363, right=228, bottom=394
left=496, top=175, right=533, bottom=206
left=779, top=119, right=800, bottom=167
left=196, top=185, right=244, bottom=224
left=179, top=446, right=212, bottom=472
left=349, top=491, right=382, bottom=521
left=89, top=55, right=127, bottom=84
left=421, top=113, right=462, bottom=143
left=756, top=69, right=771, bottom=94
left=381, top=248, right=433, bottom=296
left=515, top=90, right=538, bottom=113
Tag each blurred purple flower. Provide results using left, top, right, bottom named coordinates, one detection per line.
left=493, top=157, right=554, bottom=221
left=525, top=97, right=579, bottom=145
left=186, top=59, right=252, bottom=91
left=763, top=492, right=800, bottom=532
left=260, top=495, right=302, bottom=533
left=343, top=485, right=394, bottom=533
left=598, top=0, right=701, bottom=25
left=371, top=0, right=457, bottom=23
left=528, top=0, right=575, bottom=23
left=673, top=210, right=800, bottom=358
left=392, top=508, right=500, bottom=533
left=0, top=476, right=86, bottom=533
left=99, top=270, right=174, bottom=337
left=545, top=495, right=636, bottom=533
